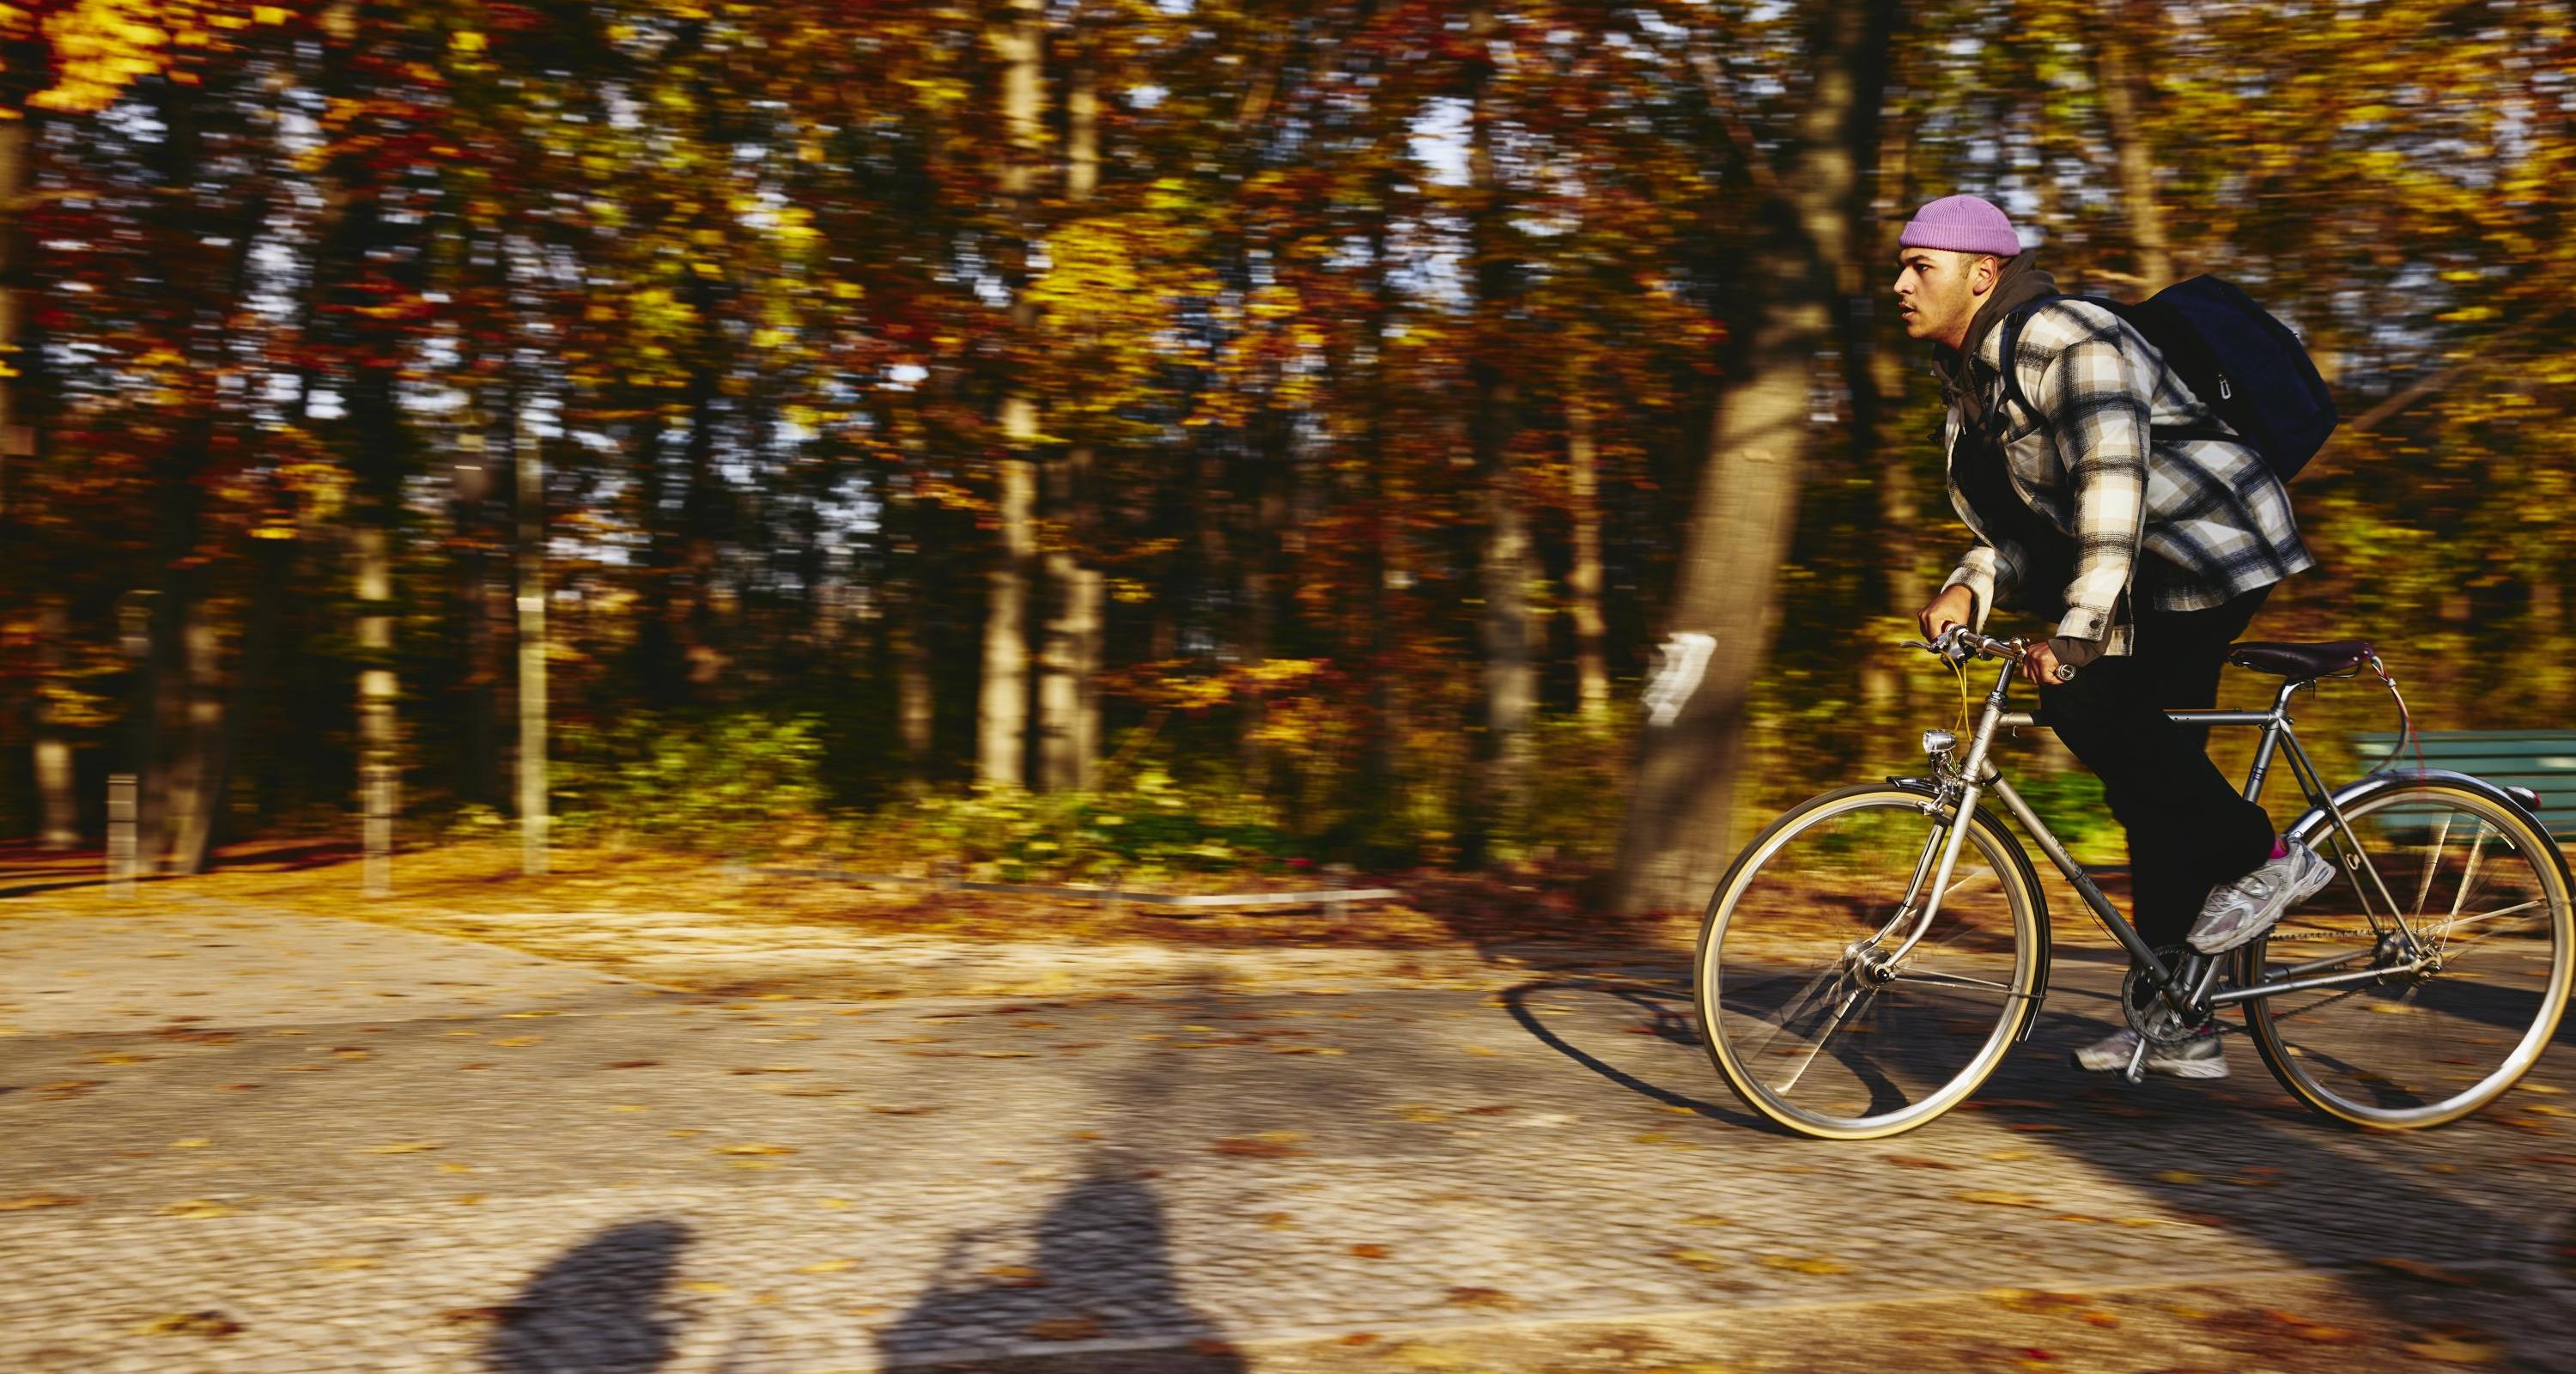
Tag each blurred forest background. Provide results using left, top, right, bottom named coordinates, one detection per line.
left=2, top=0, right=2569, bottom=912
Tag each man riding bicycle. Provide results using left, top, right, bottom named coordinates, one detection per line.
left=1893, top=193, right=2336, bottom=1079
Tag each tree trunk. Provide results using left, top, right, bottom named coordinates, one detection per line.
left=978, top=0, right=1046, bottom=790
left=33, top=599, right=76, bottom=848
left=1856, top=81, right=1920, bottom=725
left=1564, top=382, right=1611, bottom=720
left=1613, top=0, right=1895, bottom=914
left=1037, top=38, right=1102, bottom=793
left=981, top=405, right=1037, bottom=787
left=354, top=520, right=398, bottom=878
left=0, top=112, right=27, bottom=529
left=1462, top=0, right=1533, bottom=862
left=515, top=405, right=548, bottom=876
left=160, top=595, right=227, bottom=875
left=2094, top=5, right=2172, bottom=294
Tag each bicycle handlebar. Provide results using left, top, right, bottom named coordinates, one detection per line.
left=1901, top=625, right=2029, bottom=666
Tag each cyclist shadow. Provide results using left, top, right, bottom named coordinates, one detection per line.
left=1496, top=975, right=1768, bottom=1131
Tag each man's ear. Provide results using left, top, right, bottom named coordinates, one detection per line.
left=1971, top=253, right=2002, bottom=295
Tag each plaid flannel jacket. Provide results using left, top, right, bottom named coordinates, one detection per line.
left=1938, top=299, right=2313, bottom=656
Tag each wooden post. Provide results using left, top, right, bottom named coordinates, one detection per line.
left=516, top=407, right=549, bottom=877
left=106, top=775, right=137, bottom=900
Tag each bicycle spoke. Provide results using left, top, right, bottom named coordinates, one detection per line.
left=1764, top=986, right=1870, bottom=1096
left=1735, top=964, right=1857, bottom=1076
left=2413, top=812, right=2451, bottom=919
left=2250, top=783, right=2571, bottom=1129
left=1892, top=968, right=2016, bottom=993
left=1699, top=787, right=2038, bottom=1138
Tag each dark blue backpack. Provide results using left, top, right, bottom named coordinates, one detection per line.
left=1999, top=276, right=2338, bottom=482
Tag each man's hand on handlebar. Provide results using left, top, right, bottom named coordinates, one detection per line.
left=1917, top=585, right=1976, bottom=642
left=2021, top=639, right=2068, bottom=688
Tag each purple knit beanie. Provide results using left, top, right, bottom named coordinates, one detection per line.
left=1899, top=194, right=2023, bottom=258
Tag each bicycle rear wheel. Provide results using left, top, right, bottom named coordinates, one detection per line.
left=2244, top=781, right=2574, bottom=1129
left=1696, top=784, right=2046, bottom=1140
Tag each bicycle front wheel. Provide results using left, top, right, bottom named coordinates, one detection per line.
left=1696, top=784, right=2046, bottom=1140
left=2245, top=780, right=2575, bottom=1129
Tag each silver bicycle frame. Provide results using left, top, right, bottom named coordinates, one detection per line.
left=1882, top=659, right=2433, bottom=1012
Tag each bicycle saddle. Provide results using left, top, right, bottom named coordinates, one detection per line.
left=2227, top=639, right=2372, bottom=679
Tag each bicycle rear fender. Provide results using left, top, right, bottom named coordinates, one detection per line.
left=2287, top=769, right=2576, bottom=897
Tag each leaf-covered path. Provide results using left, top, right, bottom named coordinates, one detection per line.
left=3, top=903, right=2573, bottom=1372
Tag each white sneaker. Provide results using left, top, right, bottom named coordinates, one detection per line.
left=2069, top=1027, right=2228, bottom=1079
left=2187, top=841, right=2336, bottom=955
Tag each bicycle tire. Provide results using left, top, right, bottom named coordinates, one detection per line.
left=1695, top=783, right=2048, bottom=1140
left=2244, top=778, right=2574, bottom=1129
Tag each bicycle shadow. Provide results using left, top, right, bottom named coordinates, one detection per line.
left=483, top=1218, right=690, bottom=1374
left=1498, top=962, right=2576, bottom=1365
left=1496, top=975, right=1766, bottom=1130
left=872, top=979, right=1246, bottom=1373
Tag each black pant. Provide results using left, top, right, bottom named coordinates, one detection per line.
left=2037, top=587, right=2277, bottom=950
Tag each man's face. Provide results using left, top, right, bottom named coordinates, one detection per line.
left=1893, top=248, right=1996, bottom=350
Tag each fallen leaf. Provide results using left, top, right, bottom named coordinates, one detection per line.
left=606, top=1060, right=659, bottom=1069
left=1024, top=1316, right=1105, bottom=1341
left=1759, top=1255, right=1850, bottom=1275
left=1878, top=1154, right=1955, bottom=1170
left=713, top=1143, right=799, bottom=1156
left=678, top=1281, right=731, bottom=1295
left=0, top=1193, right=83, bottom=1212
left=983, top=1264, right=1048, bottom=1287
left=161, top=1199, right=240, bottom=1219
left=1350, top=1243, right=1391, bottom=1259
left=1444, top=1286, right=1522, bottom=1310
left=1190, top=1338, right=1243, bottom=1358
left=312, top=1256, right=378, bottom=1272
left=1955, top=1190, right=2043, bottom=1208
left=490, top=1037, right=539, bottom=1048
left=170, top=1138, right=212, bottom=1150
left=2154, top=1170, right=2203, bottom=1185
left=1213, top=1132, right=1309, bottom=1158
left=799, top=1259, right=858, bottom=1274
left=437, top=1304, right=532, bottom=1326
left=730, top=1066, right=813, bottom=1074
left=2371, top=1257, right=2476, bottom=1286
left=136, top=1310, right=242, bottom=1338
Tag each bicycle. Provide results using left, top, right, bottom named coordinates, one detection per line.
left=1693, top=628, right=2574, bottom=1140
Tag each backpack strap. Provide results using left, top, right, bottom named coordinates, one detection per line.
left=1990, top=294, right=2063, bottom=436
left=1995, top=294, right=2239, bottom=449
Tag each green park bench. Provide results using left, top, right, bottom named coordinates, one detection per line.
left=2355, top=731, right=2576, bottom=839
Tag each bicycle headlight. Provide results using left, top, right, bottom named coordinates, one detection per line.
left=1921, top=729, right=1958, bottom=760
